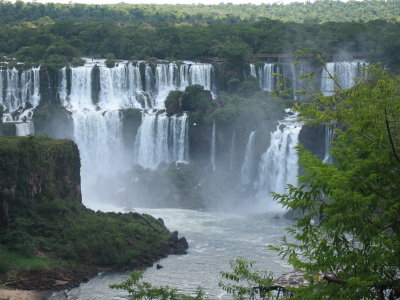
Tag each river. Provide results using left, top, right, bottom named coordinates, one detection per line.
left=51, top=208, right=292, bottom=299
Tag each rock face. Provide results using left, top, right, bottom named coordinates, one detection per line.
left=0, top=135, right=81, bottom=229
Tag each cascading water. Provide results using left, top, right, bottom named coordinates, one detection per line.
left=98, top=62, right=145, bottom=109
left=323, top=123, right=334, bottom=163
left=249, top=63, right=274, bottom=91
left=135, top=112, right=189, bottom=170
left=0, top=66, right=40, bottom=121
left=321, top=62, right=336, bottom=96
left=320, top=61, right=367, bottom=95
left=257, top=113, right=303, bottom=209
left=58, top=60, right=215, bottom=197
left=260, top=63, right=274, bottom=91
left=60, top=64, right=130, bottom=200
left=154, top=61, right=215, bottom=108
left=249, top=60, right=365, bottom=96
left=240, top=131, right=256, bottom=185
left=249, top=64, right=257, bottom=78
left=15, top=122, right=34, bottom=136
left=180, top=62, right=214, bottom=92
left=155, top=63, right=178, bottom=108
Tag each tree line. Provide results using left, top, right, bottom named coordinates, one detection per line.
left=0, top=0, right=399, bottom=25
left=1, top=18, right=399, bottom=71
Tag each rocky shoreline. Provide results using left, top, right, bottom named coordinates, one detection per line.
left=0, top=230, right=188, bottom=297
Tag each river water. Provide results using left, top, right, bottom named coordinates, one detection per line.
left=51, top=208, right=292, bottom=299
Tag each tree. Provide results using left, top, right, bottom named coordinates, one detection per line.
left=110, top=258, right=275, bottom=300
left=272, top=65, right=400, bottom=299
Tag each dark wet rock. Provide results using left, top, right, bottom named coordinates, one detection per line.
left=156, top=264, right=163, bottom=269
left=164, top=231, right=189, bottom=255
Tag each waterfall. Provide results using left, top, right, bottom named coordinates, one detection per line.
left=67, top=65, right=93, bottom=109
left=0, top=66, right=40, bottom=120
left=241, top=131, right=256, bottom=185
left=321, top=62, right=336, bottom=96
left=257, top=113, right=303, bottom=205
left=323, top=124, right=334, bottom=163
left=72, top=110, right=126, bottom=185
left=210, top=122, right=216, bottom=171
left=249, top=63, right=274, bottom=91
left=321, top=61, right=368, bottom=95
left=229, top=130, right=236, bottom=170
left=187, top=63, right=213, bottom=91
left=135, top=112, right=189, bottom=169
left=144, top=63, right=153, bottom=93
left=335, top=61, right=361, bottom=89
left=15, top=122, right=34, bottom=136
left=98, top=63, right=143, bottom=109
left=62, top=64, right=130, bottom=194
left=155, top=63, right=178, bottom=108
left=58, top=67, right=68, bottom=104
left=260, top=63, right=274, bottom=91
left=249, top=64, right=257, bottom=78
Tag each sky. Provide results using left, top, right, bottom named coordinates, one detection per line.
left=20, top=0, right=311, bottom=5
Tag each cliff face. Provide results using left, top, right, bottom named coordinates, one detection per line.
left=0, top=136, right=81, bottom=229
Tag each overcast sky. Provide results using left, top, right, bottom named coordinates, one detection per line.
left=19, top=0, right=310, bottom=5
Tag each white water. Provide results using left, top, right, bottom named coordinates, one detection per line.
left=250, top=63, right=274, bottom=91
left=249, top=60, right=366, bottom=96
left=320, top=62, right=336, bottom=96
left=323, top=123, right=334, bottom=163
left=210, top=122, right=216, bottom=171
left=51, top=208, right=292, bottom=300
left=155, top=62, right=179, bottom=108
left=240, top=131, right=256, bottom=185
left=154, top=61, right=215, bottom=108
left=249, top=64, right=257, bottom=78
left=257, top=114, right=303, bottom=209
left=59, top=60, right=214, bottom=197
left=135, top=112, right=189, bottom=170
left=321, top=61, right=368, bottom=96
left=0, top=66, right=40, bottom=121
left=15, top=122, right=34, bottom=136
left=98, top=62, right=144, bottom=109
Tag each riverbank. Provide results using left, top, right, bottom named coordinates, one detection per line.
left=0, top=287, right=53, bottom=300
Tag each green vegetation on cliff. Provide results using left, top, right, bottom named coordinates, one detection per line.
left=0, top=136, right=187, bottom=288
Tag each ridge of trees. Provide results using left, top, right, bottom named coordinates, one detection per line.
left=1, top=19, right=399, bottom=71
left=0, top=0, right=399, bottom=25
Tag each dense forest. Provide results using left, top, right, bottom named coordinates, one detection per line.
left=1, top=18, right=400, bottom=71
left=0, top=0, right=399, bottom=25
